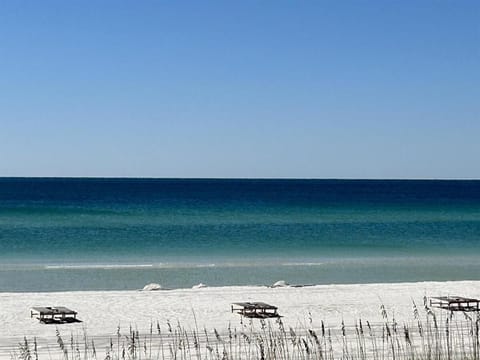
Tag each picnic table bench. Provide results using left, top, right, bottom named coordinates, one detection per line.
left=429, top=296, right=480, bottom=312
left=231, top=302, right=280, bottom=318
left=31, top=306, right=79, bottom=323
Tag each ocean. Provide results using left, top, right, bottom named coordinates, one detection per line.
left=0, top=178, right=479, bottom=292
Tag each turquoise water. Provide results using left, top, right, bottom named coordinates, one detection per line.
left=0, top=178, right=479, bottom=291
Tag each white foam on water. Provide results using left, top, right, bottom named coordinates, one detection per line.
left=44, top=264, right=155, bottom=270
left=281, top=262, right=325, bottom=266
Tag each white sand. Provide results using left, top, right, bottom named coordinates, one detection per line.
left=1, top=280, right=480, bottom=357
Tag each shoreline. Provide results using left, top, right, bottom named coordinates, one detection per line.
left=3, top=257, right=480, bottom=292
left=2, top=278, right=480, bottom=294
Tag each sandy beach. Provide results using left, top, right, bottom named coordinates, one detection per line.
left=1, top=280, right=480, bottom=358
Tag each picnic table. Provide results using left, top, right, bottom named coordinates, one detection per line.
left=429, top=296, right=480, bottom=312
left=30, top=306, right=79, bottom=323
left=231, top=302, right=280, bottom=318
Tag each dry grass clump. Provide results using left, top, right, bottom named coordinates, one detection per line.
left=12, top=299, right=480, bottom=360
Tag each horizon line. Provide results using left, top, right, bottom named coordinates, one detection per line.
left=1, top=176, right=479, bottom=181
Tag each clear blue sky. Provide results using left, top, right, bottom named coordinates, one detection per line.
left=0, top=1, right=478, bottom=178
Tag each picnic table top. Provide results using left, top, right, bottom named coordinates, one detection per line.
left=430, top=296, right=480, bottom=304
left=31, top=306, right=77, bottom=315
left=232, top=302, right=278, bottom=310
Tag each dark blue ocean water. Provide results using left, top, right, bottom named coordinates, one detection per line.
left=0, top=178, right=479, bottom=291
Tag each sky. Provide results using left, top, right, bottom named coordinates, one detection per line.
left=0, top=1, right=479, bottom=179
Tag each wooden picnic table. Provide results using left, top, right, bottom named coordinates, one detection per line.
left=429, top=296, right=480, bottom=312
left=231, top=302, right=280, bottom=318
left=31, top=306, right=78, bottom=323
